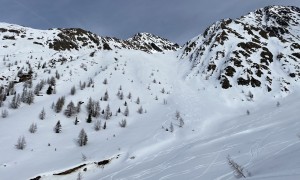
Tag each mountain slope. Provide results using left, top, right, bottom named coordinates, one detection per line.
left=180, top=6, right=300, bottom=99
left=0, top=5, right=300, bottom=180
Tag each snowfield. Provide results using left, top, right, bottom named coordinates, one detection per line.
left=0, top=5, right=300, bottom=180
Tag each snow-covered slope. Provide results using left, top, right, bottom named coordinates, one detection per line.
left=0, top=5, right=300, bottom=180
left=180, top=6, right=300, bottom=99
left=0, top=22, right=180, bottom=54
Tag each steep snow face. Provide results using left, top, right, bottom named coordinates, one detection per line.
left=180, top=6, right=300, bottom=98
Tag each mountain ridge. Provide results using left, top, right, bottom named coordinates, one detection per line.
left=180, top=5, right=300, bottom=97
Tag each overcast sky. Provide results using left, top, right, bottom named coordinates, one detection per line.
left=0, top=0, right=299, bottom=44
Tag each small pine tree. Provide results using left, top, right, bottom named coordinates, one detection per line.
left=103, top=78, right=108, bottom=85
left=246, top=110, right=250, bottom=115
left=76, top=101, right=81, bottom=113
left=127, top=92, right=131, bottom=99
left=53, top=120, right=62, bottom=133
left=70, top=86, right=76, bottom=95
left=77, top=128, right=88, bottom=146
left=10, top=94, right=21, bottom=109
left=137, top=106, right=143, bottom=114
left=103, top=90, right=109, bottom=101
left=64, top=101, right=76, bottom=117
left=94, top=120, right=101, bottom=131
left=119, top=119, right=127, bottom=128
left=179, top=117, right=184, bottom=127
left=119, top=92, right=124, bottom=100
left=124, top=106, right=129, bottom=116
left=29, top=123, right=37, bottom=133
left=86, top=113, right=92, bottom=123
left=39, top=108, right=46, bottom=120
left=54, top=96, right=65, bottom=113
left=175, top=111, right=180, bottom=120
left=104, top=104, right=111, bottom=120
left=26, top=90, right=35, bottom=105
left=103, top=121, right=107, bottom=129
left=15, top=136, right=26, bottom=150
left=136, top=97, right=140, bottom=104
left=170, top=122, right=174, bottom=132
left=46, top=85, right=53, bottom=95
left=1, top=109, right=8, bottom=118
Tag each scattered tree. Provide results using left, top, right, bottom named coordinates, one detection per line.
left=170, top=122, right=174, bottom=132
left=137, top=106, right=143, bottom=114
left=104, top=104, right=112, bottom=120
left=86, top=113, right=92, bottom=123
left=70, top=86, right=76, bottom=95
left=54, top=96, right=65, bottom=113
left=1, top=109, right=8, bottom=118
left=77, top=128, right=88, bottom=146
left=179, top=117, right=184, bottom=127
left=39, top=108, right=46, bottom=120
left=64, top=101, right=77, bottom=117
left=53, top=120, right=62, bottom=133
left=136, top=97, right=140, bottom=104
left=15, top=136, right=26, bottom=150
left=119, top=119, right=127, bottom=128
left=86, top=97, right=100, bottom=117
left=118, top=92, right=124, bottom=100
left=28, top=123, right=37, bottom=133
left=175, top=111, right=180, bottom=120
left=103, top=78, right=108, bottom=85
left=46, top=85, right=53, bottom=95
left=10, top=94, right=21, bottom=109
left=127, top=92, right=132, bottom=99
left=103, top=121, right=107, bottom=129
left=103, top=90, right=109, bottom=101
left=94, top=120, right=101, bottom=131
left=124, top=106, right=129, bottom=116
left=117, top=107, right=121, bottom=113
left=81, top=153, right=87, bottom=161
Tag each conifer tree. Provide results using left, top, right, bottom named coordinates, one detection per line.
left=86, top=113, right=92, bottom=123
left=77, top=128, right=88, bottom=146
left=54, top=120, right=62, bottom=133
left=103, top=121, right=107, bottom=129
left=15, top=136, right=26, bottom=150
left=104, top=104, right=112, bottom=120
left=124, top=106, right=129, bottom=116
left=29, top=123, right=37, bottom=133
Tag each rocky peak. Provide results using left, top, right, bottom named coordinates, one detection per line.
left=127, top=32, right=180, bottom=53
left=180, top=6, right=300, bottom=97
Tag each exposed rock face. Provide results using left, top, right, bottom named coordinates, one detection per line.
left=180, top=6, right=300, bottom=93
